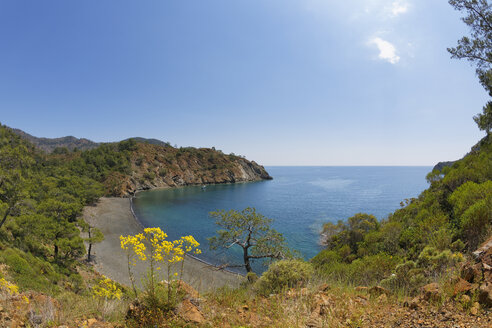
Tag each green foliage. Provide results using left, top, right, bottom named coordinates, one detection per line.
left=314, top=137, right=492, bottom=290
left=313, top=253, right=400, bottom=286
left=322, top=213, right=379, bottom=256
left=474, top=101, right=492, bottom=134
left=449, top=180, right=492, bottom=248
left=417, top=246, right=463, bottom=277
left=0, top=124, right=104, bottom=295
left=143, top=171, right=156, bottom=180
left=255, top=260, right=313, bottom=295
left=380, top=260, right=425, bottom=294
left=0, top=248, right=63, bottom=294
left=448, top=0, right=492, bottom=132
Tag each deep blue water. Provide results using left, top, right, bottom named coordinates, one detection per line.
left=133, top=166, right=431, bottom=273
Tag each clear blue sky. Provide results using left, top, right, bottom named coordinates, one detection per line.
left=0, top=0, right=489, bottom=165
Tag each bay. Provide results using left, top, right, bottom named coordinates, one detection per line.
left=132, top=166, right=431, bottom=273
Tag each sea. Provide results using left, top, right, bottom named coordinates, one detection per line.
left=132, top=166, right=431, bottom=273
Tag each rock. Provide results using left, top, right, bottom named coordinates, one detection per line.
left=453, top=278, right=473, bottom=296
left=311, top=293, right=330, bottom=317
left=478, top=282, right=492, bottom=307
left=463, top=262, right=483, bottom=283
left=175, top=280, right=199, bottom=300
left=87, top=318, right=98, bottom=327
left=10, top=319, right=24, bottom=328
left=305, top=317, right=322, bottom=328
left=460, top=294, right=471, bottom=304
left=30, top=314, right=43, bottom=325
left=421, top=283, right=440, bottom=302
left=470, top=302, right=480, bottom=316
left=318, top=283, right=330, bottom=292
left=409, top=296, right=420, bottom=310
left=177, top=299, right=204, bottom=324
left=355, top=286, right=368, bottom=293
left=369, top=286, right=389, bottom=296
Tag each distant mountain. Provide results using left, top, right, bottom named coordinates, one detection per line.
left=122, top=137, right=171, bottom=148
left=12, top=128, right=100, bottom=152
left=11, top=129, right=172, bottom=153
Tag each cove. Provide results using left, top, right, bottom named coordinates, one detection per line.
left=132, top=166, right=431, bottom=273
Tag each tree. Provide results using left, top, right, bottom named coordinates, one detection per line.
left=208, top=208, right=290, bottom=273
left=448, top=0, right=492, bottom=131
left=474, top=101, right=492, bottom=134
left=79, top=217, right=104, bottom=262
left=38, top=199, right=85, bottom=261
left=0, top=139, right=33, bottom=229
left=0, top=171, right=26, bottom=229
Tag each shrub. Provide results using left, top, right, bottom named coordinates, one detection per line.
left=311, top=250, right=341, bottom=268
left=246, top=272, right=258, bottom=284
left=0, top=248, right=63, bottom=294
left=143, top=171, right=156, bottom=180
left=417, top=246, right=463, bottom=278
left=255, top=260, right=313, bottom=295
left=314, top=253, right=400, bottom=286
left=381, top=260, right=426, bottom=294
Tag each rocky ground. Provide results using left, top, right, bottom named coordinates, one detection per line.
left=1, top=279, right=491, bottom=328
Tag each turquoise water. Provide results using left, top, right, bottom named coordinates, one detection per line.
left=133, top=166, right=431, bottom=273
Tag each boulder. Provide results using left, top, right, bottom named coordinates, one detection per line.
left=176, top=299, right=204, bottom=324
left=369, top=286, right=390, bottom=296
left=409, top=296, right=420, bottom=310
left=421, top=283, right=440, bottom=302
left=479, top=282, right=492, bottom=307
left=453, top=278, right=473, bottom=296
left=461, top=262, right=482, bottom=283
left=470, top=302, right=481, bottom=316
left=175, top=280, right=200, bottom=300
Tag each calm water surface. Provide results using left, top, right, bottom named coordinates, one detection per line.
left=133, top=166, right=431, bottom=273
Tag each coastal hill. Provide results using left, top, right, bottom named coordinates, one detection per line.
left=118, top=143, right=272, bottom=196
left=11, top=126, right=272, bottom=197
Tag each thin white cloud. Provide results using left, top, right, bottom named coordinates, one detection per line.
left=368, top=37, right=400, bottom=64
left=390, top=1, right=409, bottom=17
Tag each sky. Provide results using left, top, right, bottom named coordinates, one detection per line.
left=0, top=0, right=490, bottom=166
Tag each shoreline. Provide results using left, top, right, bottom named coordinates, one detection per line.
left=129, top=193, right=247, bottom=276
left=83, top=197, right=244, bottom=292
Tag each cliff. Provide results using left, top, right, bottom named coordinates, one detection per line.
left=113, top=143, right=272, bottom=196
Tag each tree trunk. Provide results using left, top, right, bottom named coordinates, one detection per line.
left=0, top=207, right=11, bottom=229
left=243, top=247, right=252, bottom=273
left=87, top=243, right=92, bottom=262
left=54, top=244, right=59, bottom=260
left=87, top=227, right=92, bottom=262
